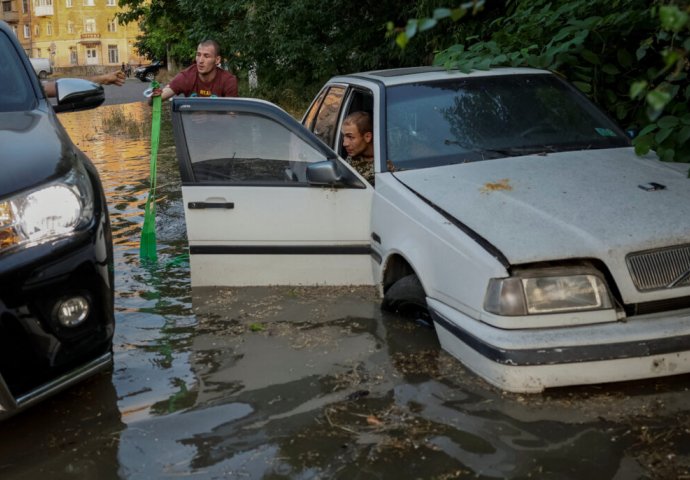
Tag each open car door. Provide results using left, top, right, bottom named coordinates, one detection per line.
left=171, top=97, right=375, bottom=286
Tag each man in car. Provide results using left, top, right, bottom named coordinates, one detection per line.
left=42, top=70, right=125, bottom=97
left=342, top=111, right=374, bottom=184
left=152, top=39, right=238, bottom=101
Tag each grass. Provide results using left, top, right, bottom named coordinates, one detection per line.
left=102, top=105, right=147, bottom=137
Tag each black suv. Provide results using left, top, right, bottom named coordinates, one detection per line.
left=0, top=20, right=114, bottom=420
left=134, top=59, right=165, bottom=82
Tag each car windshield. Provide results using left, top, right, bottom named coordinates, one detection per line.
left=0, top=32, right=36, bottom=113
left=385, top=73, right=629, bottom=170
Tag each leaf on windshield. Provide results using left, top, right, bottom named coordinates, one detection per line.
left=480, top=178, right=512, bottom=194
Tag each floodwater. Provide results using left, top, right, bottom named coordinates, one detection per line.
left=1, top=102, right=690, bottom=479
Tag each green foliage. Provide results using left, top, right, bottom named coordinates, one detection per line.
left=116, top=0, right=195, bottom=61
left=417, top=0, right=690, bottom=163
left=116, top=0, right=453, bottom=100
left=388, top=2, right=485, bottom=48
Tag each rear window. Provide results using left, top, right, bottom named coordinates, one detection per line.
left=0, top=32, right=36, bottom=112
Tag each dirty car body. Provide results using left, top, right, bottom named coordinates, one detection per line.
left=173, top=66, right=690, bottom=393
left=0, top=20, right=114, bottom=419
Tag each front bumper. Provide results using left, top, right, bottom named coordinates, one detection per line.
left=0, top=212, right=114, bottom=419
left=429, top=298, right=690, bottom=393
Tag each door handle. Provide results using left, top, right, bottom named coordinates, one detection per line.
left=188, top=202, right=235, bottom=209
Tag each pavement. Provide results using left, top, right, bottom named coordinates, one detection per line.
left=102, top=77, right=153, bottom=105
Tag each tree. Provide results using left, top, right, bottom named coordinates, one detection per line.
left=395, top=0, right=690, bottom=162
left=117, top=0, right=456, bottom=102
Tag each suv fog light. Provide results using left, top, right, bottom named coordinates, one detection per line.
left=56, top=296, right=90, bottom=327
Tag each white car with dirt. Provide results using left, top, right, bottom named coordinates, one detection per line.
left=172, top=67, right=690, bottom=393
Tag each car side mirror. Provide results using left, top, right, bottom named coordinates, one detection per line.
left=307, top=159, right=365, bottom=188
left=53, top=78, right=105, bottom=113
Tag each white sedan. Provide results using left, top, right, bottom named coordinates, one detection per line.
left=172, top=67, right=690, bottom=393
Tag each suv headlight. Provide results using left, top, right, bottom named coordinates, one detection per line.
left=484, top=266, right=614, bottom=316
left=0, top=165, right=94, bottom=253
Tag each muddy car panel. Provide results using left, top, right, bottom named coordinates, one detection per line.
left=0, top=20, right=114, bottom=420
left=174, top=66, right=690, bottom=393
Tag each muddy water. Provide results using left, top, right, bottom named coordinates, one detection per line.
left=1, top=103, right=690, bottom=479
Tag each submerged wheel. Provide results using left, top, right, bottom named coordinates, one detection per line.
left=382, top=274, right=431, bottom=322
left=145, top=71, right=156, bottom=82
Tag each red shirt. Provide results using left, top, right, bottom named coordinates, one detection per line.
left=167, top=64, right=238, bottom=97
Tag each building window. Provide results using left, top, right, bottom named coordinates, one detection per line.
left=67, top=20, right=74, bottom=33
left=108, top=45, right=118, bottom=64
left=36, top=47, right=41, bottom=57
left=34, top=24, right=39, bottom=36
left=22, top=0, right=29, bottom=13
left=2, top=2, right=11, bottom=14
left=23, top=24, right=30, bottom=38
left=84, top=18, right=96, bottom=33
left=83, top=0, right=94, bottom=5
left=70, top=47, right=77, bottom=64
left=106, top=0, right=115, bottom=5
left=46, top=22, right=53, bottom=36
left=107, top=19, right=117, bottom=32
left=35, top=0, right=53, bottom=6
left=66, top=0, right=72, bottom=6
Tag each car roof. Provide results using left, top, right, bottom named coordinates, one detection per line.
left=330, top=66, right=552, bottom=87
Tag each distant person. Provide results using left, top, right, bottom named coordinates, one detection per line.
left=151, top=39, right=237, bottom=103
left=42, top=70, right=125, bottom=98
left=342, top=111, right=374, bottom=184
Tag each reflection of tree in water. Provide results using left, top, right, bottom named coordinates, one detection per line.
left=441, top=84, right=513, bottom=149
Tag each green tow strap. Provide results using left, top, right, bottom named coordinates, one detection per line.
left=140, top=80, right=161, bottom=262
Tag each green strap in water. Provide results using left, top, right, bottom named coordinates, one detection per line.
left=140, top=80, right=161, bottom=262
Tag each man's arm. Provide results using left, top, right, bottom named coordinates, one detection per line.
left=89, top=70, right=126, bottom=86
left=42, top=70, right=125, bottom=98
left=148, top=85, right=176, bottom=105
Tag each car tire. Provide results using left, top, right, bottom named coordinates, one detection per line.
left=145, top=72, right=156, bottom=82
left=382, top=274, right=430, bottom=321
left=38, top=70, right=47, bottom=79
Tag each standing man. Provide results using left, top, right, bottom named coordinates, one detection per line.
left=154, top=40, right=237, bottom=101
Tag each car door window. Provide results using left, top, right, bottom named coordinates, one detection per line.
left=182, top=110, right=328, bottom=184
left=311, top=86, right=345, bottom=148
left=303, top=87, right=327, bottom=131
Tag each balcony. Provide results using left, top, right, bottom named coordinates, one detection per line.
left=79, top=32, right=101, bottom=45
left=2, top=11, right=19, bottom=22
left=34, top=5, right=54, bottom=16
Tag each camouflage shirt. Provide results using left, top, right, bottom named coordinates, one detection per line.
left=346, top=155, right=375, bottom=185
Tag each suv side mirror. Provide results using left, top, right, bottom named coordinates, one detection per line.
left=53, top=78, right=105, bottom=113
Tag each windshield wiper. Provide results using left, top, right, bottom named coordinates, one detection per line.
left=443, top=139, right=523, bottom=158
left=444, top=139, right=558, bottom=158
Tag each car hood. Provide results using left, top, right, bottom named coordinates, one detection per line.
left=393, top=147, right=690, bottom=265
left=0, top=108, right=73, bottom=198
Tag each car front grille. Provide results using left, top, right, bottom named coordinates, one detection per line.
left=626, top=244, right=690, bottom=292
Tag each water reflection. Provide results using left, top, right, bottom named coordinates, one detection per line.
left=2, top=102, right=689, bottom=479
left=59, top=102, right=196, bottom=429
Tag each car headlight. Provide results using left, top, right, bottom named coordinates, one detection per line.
left=484, top=267, right=613, bottom=316
left=0, top=165, right=94, bottom=253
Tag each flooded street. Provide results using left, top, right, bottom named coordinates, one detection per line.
left=1, top=101, right=690, bottom=479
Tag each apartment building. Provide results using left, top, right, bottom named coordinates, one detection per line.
left=1, top=0, right=32, bottom=54
left=2, top=0, right=146, bottom=69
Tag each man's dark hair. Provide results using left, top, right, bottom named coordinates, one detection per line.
left=343, top=111, right=372, bottom=134
left=199, top=39, right=221, bottom=57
